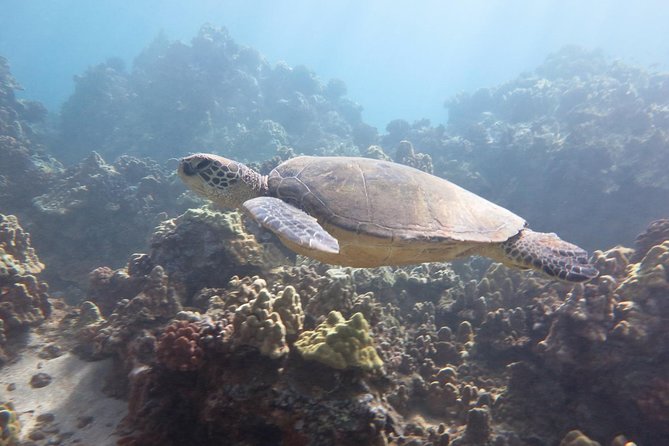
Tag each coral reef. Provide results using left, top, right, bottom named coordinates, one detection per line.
left=559, top=430, right=601, bottom=446
left=632, top=218, right=669, bottom=262
left=55, top=25, right=373, bottom=163
left=69, top=222, right=669, bottom=445
left=149, top=208, right=271, bottom=299
left=79, top=264, right=179, bottom=362
left=0, top=57, right=61, bottom=217
left=6, top=41, right=669, bottom=445
left=394, top=46, right=669, bottom=249
left=30, top=152, right=187, bottom=290
left=295, top=311, right=383, bottom=371
left=156, top=319, right=205, bottom=371
left=394, top=140, right=433, bottom=174
left=0, top=215, right=50, bottom=351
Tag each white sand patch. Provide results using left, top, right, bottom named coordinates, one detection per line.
left=0, top=333, right=127, bottom=445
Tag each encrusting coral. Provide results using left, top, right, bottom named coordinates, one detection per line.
left=295, top=310, right=383, bottom=371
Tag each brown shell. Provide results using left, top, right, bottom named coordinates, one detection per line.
left=268, top=156, right=525, bottom=244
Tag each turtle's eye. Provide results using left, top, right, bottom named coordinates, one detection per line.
left=196, top=159, right=212, bottom=170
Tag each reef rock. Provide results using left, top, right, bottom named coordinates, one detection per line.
left=0, top=57, right=61, bottom=218
left=31, top=152, right=184, bottom=290
left=56, top=25, right=371, bottom=163
left=399, top=46, right=669, bottom=249
left=150, top=208, right=268, bottom=300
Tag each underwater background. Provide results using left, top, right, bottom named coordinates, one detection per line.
left=0, top=1, right=669, bottom=445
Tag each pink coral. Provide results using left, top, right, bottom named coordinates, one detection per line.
left=156, top=320, right=205, bottom=372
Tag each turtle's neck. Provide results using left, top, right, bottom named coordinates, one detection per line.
left=239, top=165, right=268, bottom=197
left=258, top=174, right=269, bottom=196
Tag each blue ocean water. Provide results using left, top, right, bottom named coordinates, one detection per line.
left=1, top=0, right=668, bottom=128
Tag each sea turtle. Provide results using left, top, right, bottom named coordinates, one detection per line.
left=178, top=154, right=599, bottom=282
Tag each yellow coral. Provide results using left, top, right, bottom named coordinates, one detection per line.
left=233, top=288, right=289, bottom=359
left=272, top=286, right=304, bottom=335
left=294, top=311, right=383, bottom=371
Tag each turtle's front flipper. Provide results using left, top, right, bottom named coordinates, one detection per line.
left=243, top=197, right=339, bottom=254
left=498, top=229, right=599, bottom=282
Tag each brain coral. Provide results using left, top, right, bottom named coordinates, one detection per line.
left=295, top=311, right=383, bottom=371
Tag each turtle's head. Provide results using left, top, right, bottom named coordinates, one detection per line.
left=178, top=153, right=266, bottom=208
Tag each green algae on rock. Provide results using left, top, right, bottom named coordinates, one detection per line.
left=295, top=311, right=383, bottom=371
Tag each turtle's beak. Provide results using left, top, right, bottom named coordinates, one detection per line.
left=180, top=155, right=215, bottom=175
left=178, top=155, right=214, bottom=198
left=180, top=159, right=197, bottom=176
left=178, top=155, right=211, bottom=177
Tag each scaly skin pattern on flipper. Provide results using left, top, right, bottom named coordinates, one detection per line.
left=499, top=229, right=599, bottom=282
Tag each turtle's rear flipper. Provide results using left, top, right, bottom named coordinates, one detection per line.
left=500, top=229, right=599, bottom=282
left=243, top=196, right=340, bottom=254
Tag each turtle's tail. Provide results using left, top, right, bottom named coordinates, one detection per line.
left=498, top=229, right=599, bottom=282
